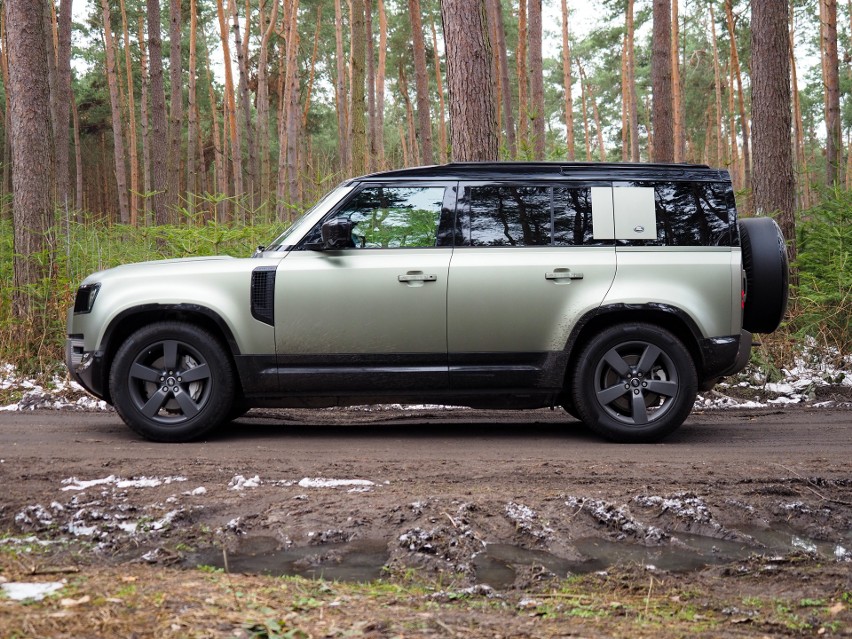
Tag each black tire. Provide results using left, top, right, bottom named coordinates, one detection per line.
left=571, top=324, right=697, bottom=443
left=109, top=321, right=235, bottom=442
left=739, top=217, right=789, bottom=334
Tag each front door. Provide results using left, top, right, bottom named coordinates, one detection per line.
left=274, top=183, right=455, bottom=393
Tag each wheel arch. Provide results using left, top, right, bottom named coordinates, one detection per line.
left=565, top=304, right=704, bottom=383
left=97, top=304, right=243, bottom=404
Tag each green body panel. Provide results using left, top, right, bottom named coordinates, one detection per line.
left=71, top=256, right=278, bottom=355
left=275, top=249, right=452, bottom=354
left=447, top=247, right=617, bottom=353
left=607, top=247, right=737, bottom=338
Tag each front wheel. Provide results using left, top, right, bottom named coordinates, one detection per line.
left=571, top=324, right=697, bottom=443
left=109, top=322, right=235, bottom=442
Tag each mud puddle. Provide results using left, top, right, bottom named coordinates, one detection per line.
left=184, top=524, right=850, bottom=589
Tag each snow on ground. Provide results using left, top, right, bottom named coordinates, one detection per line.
left=0, top=345, right=849, bottom=413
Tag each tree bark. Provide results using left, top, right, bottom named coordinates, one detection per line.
left=147, top=0, right=170, bottom=224
left=626, top=0, right=639, bottom=161
left=118, top=0, right=138, bottom=224
left=517, top=0, right=528, bottom=149
left=138, top=16, right=151, bottom=223
left=725, top=0, right=751, bottom=196
left=6, top=0, right=55, bottom=315
left=485, top=0, right=514, bottom=159
left=751, top=0, right=796, bottom=262
left=256, top=0, right=279, bottom=202
left=577, top=58, right=591, bottom=161
left=216, top=0, right=243, bottom=203
left=561, top=0, right=574, bottom=161
left=230, top=0, right=257, bottom=203
left=56, top=0, right=73, bottom=211
left=335, top=0, right=350, bottom=173
left=440, top=0, right=497, bottom=162
left=100, top=0, right=130, bottom=224
left=365, top=1, right=377, bottom=170
left=187, top=0, right=199, bottom=206
left=528, top=0, right=545, bottom=159
left=821, top=0, right=842, bottom=184
left=431, top=19, right=448, bottom=164
left=709, top=3, right=724, bottom=168
left=167, top=0, right=183, bottom=216
left=651, top=0, right=673, bottom=162
left=376, top=0, right=387, bottom=167
left=350, top=0, right=368, bottom=175
left=409, top=0, right=434, bottom=165
left=671, top=0, right=684, bottom=162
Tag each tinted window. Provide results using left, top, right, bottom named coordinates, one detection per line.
left=553, top=187, right=595, bottom=246
left=621, top=181, right=732, bottom=246
left=464, top=185, right=595, bottom=247
left=305, top=186, right=445, bottom=248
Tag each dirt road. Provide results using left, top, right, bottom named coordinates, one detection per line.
left=1, top=406, right=851, bottom=637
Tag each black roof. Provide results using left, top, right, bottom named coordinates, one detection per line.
left=347, top=161, right=729, bottom=183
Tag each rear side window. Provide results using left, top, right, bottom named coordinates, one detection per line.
left=618, top=181, right=733, bottom=246
left=461, top=184, right=599, bottom=247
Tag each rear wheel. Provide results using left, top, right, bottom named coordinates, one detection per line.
left=110, top=322, right=235, bottom=442
left=571, top=324, right=697, bottom=443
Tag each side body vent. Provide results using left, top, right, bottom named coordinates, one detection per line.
left=251, top=266, right=277, bottom=326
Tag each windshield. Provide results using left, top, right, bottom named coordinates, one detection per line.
left=264, top=184, right=355, bottom=251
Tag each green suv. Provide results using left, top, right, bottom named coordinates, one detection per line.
left=67, top=163, right=788, bottom=443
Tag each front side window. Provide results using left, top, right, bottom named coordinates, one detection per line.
left=303, top=185, right=446, bottom=248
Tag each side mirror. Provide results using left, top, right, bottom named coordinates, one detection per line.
left=321, top=218, right=354, bottom=249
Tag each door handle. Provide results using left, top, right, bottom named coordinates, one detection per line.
left=398, top=274, right=437, bottom=283
left=545, top=270, right=583, bottom=281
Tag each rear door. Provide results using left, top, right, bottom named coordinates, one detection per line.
left=446, top=182, right=617, bottom=391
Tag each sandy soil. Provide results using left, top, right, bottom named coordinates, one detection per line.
left=1, top=406, right=851, bottom=637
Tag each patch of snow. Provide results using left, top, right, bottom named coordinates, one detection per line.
left=185, top=487, right=207, bottom=496
left=228, top=474, right=261, bottom=490
left=835, top=545, right=851, bottom=561
left=297, top=477, right=374, bottom=489
left=61, top=475, right=186, bottom=491
left=1, top=581, right=64, bottom=601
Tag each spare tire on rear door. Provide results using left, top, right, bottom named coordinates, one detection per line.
left=739, top=217, right=789, bottom=334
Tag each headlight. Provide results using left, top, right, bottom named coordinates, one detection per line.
left=73, top=283, right=100, bottom=314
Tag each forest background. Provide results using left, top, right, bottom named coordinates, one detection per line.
left=0, top=0, right=849, bottom=381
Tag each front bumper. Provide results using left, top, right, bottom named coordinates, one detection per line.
left=66, top=335, right=108, bottom=401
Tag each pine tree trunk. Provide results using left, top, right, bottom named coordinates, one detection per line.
left=398, top=63, right=419, bottom=163
left=147, top=0, right=170, bottom=224
left=822, top=0, right=842, bottom=184
left=528, top=0, right=545, bottom=159
left=709, top=3, right=724, bottom=168
left=621, top=35, right=629, bottom=161
left=216, top=0, right=243, bottom=202
left=725, top=0, right=751, bottom=197
left=626, top=0, right=639, bottom=161
left=409, top=0, right=434, bottom=165
left=440, top=0, right=497, bottom=161
left=167, top=0, right=183, bottom=217
left=789, top=4, right=811, bottom=209
left=376, top=0, right=388, bottom=167
left=42, top=1, right=60, bottom=186
left=187, top=0, right=199, bottom=207
left=302, top=7, right=321, bottom=129
left=230, top=0, right=257, bottom=203
left=138, top=17, right=151, bottom=223
left=431, top=19, right=448, bottom=164
left=100, top=0, right=130, bottom=224
left=485, top=0, right=514, bottom=159
left=256, top=0, right=279, bottom=203
left=285, top=0, right=301, bottom=206
left=6, top=0, right=55, bottom=315
left=671, top=0, right=684, bottom=162
left=365, top=1, right=377, bottom=171
left=72, top=95, right=83, bottom=213
left=651, top=0, right=674, bottom=162
left=517, top=0, right=528, bottom=149
left=119, top=0, right=138, bottom=224
left=56, top=0, right=73, bottom=212
left=577, top=59, right=591, bottom=161
left=561, top=0, right=574, bottom=161
left=350, top=0, right=368, bottom=176
left=751, top=0, right=796, bottom=261
left=335, top=0, right=351, bottom=173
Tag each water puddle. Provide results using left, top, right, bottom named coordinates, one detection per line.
left=186, top=537, right=389, bottom=582
left=184, top=525, right=847, bottom=587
